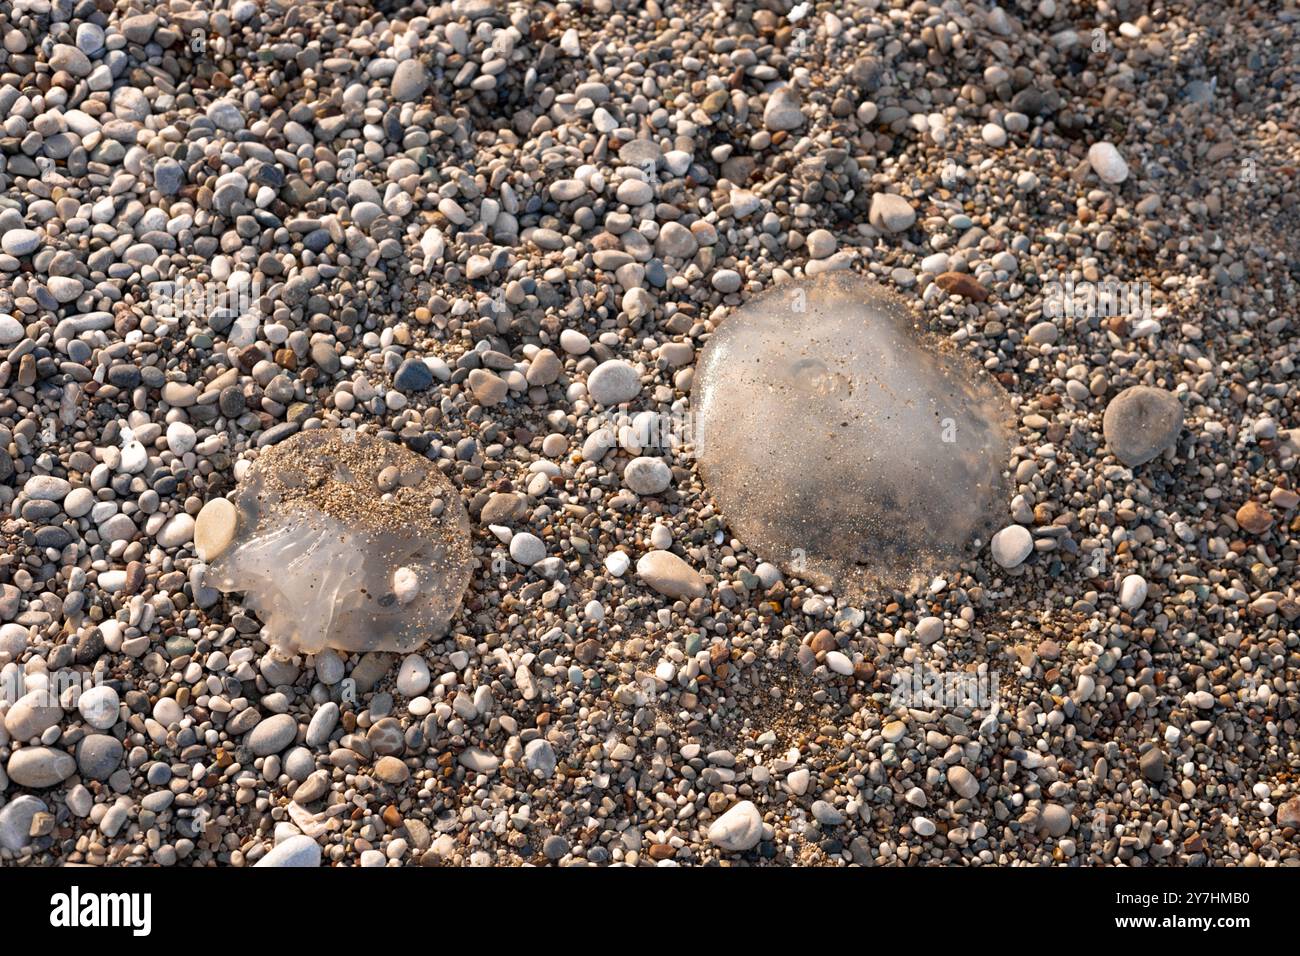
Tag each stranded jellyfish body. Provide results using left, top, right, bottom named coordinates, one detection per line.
left=205, top=430, right=473, bottom=656
left=691, top=273, right=1013, bottom=595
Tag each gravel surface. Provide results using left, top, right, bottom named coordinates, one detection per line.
left=1, top=0, right=1298, bottom=868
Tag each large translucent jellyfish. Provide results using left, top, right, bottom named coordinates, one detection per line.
left=206, top=430, right=473, bottom=655
left=690, top=273, right=1013, bottom=596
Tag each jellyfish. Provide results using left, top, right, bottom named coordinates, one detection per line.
left=205, top=430, right=473, bottom=655
left=690, top=272, right=1013, bottom=596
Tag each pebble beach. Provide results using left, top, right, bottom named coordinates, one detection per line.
left=1, top=0, right=1298, bottom=869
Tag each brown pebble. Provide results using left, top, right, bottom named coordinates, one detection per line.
left=935, top=271, right=989, bottom=301
left=374, top=756, right=409, bottom=784
left=809, top=629, right=837, bottom=654
left=123, top=561, right=146, bottom=595
left=1236, top=501, right=1273, bottom=535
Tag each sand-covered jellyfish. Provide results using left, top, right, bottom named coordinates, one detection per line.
left=203, top=430, right=473, bottom=655
left=690, top=272, right=1014, bottom=597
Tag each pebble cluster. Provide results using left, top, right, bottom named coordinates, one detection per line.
left=1, top=0, right=1298, bottom=868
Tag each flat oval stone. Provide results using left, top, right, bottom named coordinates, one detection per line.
left=254, top=834, right=322, bottom=867
left=586, top=360, right=641, bottom=406
left=195, top=497, right=238, bottom=560
left=4, top=691, right=63, bottom=741
left=246, top=712, right=298, bottom=756
left=636, top=550, right=706, bottom=599
left=7, top=747, right=77, bottom=788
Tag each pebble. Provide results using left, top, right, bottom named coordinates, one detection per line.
left=935, top=272, right=988, bottom=301
left=990, top=525, right=1033, bottom=569
left=1, top=229, right=40, bottom=257
left=825, top=651, right=855, bottom=676
left=254, top=834, right=321, bottom=868
left=195, top=498, right=238, bottom=560
left=247, top=713, right=298, bottom=756
left=206, top=99, right=245, bottom=132
left=166, top=422, right=197, bottom=455
left=467, top=368, right=508, bottom=405
left=394, top=358, right=434, bottom=392
left=396, top=655, right=431, bottom=696
left=1087, top=141, right=1130, bottom=184
left=543, top=835, right=570, bottom=861
left=23, top=476, right=72, bottom=501
left=707, top=800, right=763, bottom=852
left=586, top=360, right=641, bottom=405
left=1140, top=748, right=1166, bottom=783
left=1040, top=804, right=1072, bottom=837
left=806, top=229, right=837, bottom=259
left=948, top=766, right=979, bottom=799
left=77, top=686, right=120, bottom=730
left=374, top=756, right=409, bottom=784
left=0, top=796, right=47, bottom=851
left=981, top=123, right=1007, bottom=147
left=509, top=532, right=547, bottom=566
left=0, top=314, right=25, bottom=344
left=1027, top=321, right=1058, bottom=344
left=1103, top=386, right=1183, bottom=466
left=524, top=739, right=557, bottom=777
left=527, top=349, right=561, bottom=386
left=75, top=735, right=124, bottom=781
left=1119, top=574, right=1149, bottom=612
left=868, top=193, right=917, bottom=233
left=1275, top=799, right=1300, bottom=829
left=623, top=457, right=672, bottom=495
left=5, top=691, right=62, bottom=740
left=393, top=566, right=420, bottom=605
left=914, top=616, right=944, bottom=645
left=559, top=329, right=591, bottom=355
left=1236, top=501, right=1273, bottom=535
left=7, top=747, right=77, bottom=788
left=763, top=86, right=805, bottom=131
left=157, top=513, right=195, bottom=548
left=391, top=58, right=429, bottom=102
left=787, top=768, right=810, bottom=795
left=459, top=748, right=500, bottom=774
left=636, top=550, right=706, bottom=599
left=306, top=703, right=339, bottom=748
left=656, top=222, right=698, bottom=259
left=812, top=800, right=846, bottom=826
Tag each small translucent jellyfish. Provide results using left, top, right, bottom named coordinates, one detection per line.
left=691, top=272, right=1013, bottom=596
left=206, top=430, right=473, bottom=655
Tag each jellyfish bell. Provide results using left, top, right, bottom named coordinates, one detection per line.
left=691, top=272, right=1014, bottom=598
left=205, top=430, right=473, bottom=655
